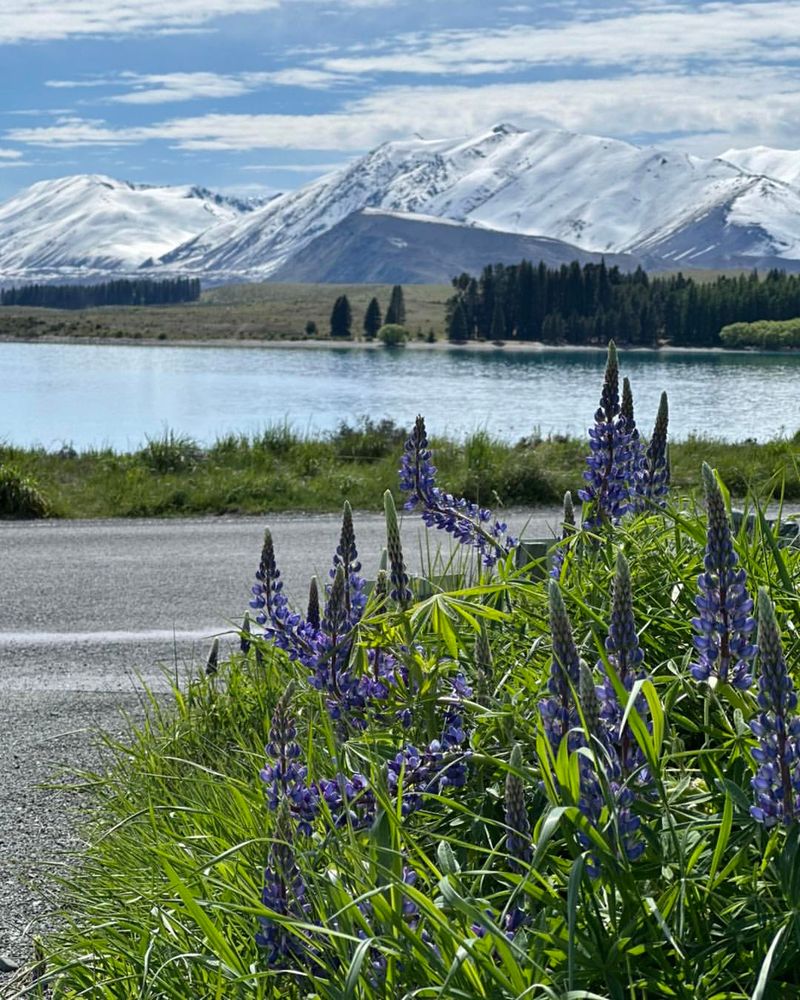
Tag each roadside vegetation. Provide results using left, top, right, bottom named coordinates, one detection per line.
left=0, top=420, right=798, bottom=518
left=11, top=345, right=800, bottom=998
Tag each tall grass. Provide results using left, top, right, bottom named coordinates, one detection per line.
left=0, top=423, right=798, bottom=519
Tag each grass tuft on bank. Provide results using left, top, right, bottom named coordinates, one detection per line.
left=1, top=420, right=799, bottom=519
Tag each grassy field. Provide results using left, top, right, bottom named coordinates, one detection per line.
left=0, top=282, right=453, bottom=343
left=1, top=422, right=798, bottom=518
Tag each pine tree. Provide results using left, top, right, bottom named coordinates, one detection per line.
left=447, top=300, right=469, bottom=342
left=490, top=296, right=506, bottom=341
left=363, top=297, right=382, bottom=339
left=385, top=285, right=406, bottom=326
left=330, top=295, right=352, bottom=338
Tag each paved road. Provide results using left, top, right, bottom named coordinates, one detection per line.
left=0, top=508, right=560, bottom=967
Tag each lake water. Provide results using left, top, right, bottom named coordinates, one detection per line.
left=1, top=341, right=798, bottom=450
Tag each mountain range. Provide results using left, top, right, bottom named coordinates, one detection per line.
left=6, top=125, right=800, bottom=284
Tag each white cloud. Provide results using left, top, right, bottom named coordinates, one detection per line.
left=44, top=69, right=355, bottom=104
left=9, top=69, right=800, bottom=155
left=319, top=1, right=800, bottom=75
left=0, top=148, right=22, bottom=159
left=0, top=0, right=393, bottom=43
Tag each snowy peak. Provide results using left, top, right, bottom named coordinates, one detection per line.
left=721, top=145, right=800, bottom=189
left=0, top=174, right=264, bottom=275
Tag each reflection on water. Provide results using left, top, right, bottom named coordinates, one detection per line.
left=1, top=341, right=798, bottom=449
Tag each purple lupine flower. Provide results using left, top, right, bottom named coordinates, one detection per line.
left=318, top=770, right=376, bottom=829
left=256, top=807, right=315, bottom=967
left=639, top=391, right=670, bottom=508
left=690, top=464, right=755, bottom=690
left=750, top=589, right=800, bottom=827
left=621, top=376, right=645, bottom=496
left=399, top=415, right=516, bottom=568
left=250, top=529, right=296, bottom=633
left=550, top=490, right=576, bottom=580
left=599, top=550, right=648, bottom=779
left=260, top=686, right=319, bottom=835
left=384, top=490, right=412, bottom=606
left=578, top=341, right=633, bottom=529
left=332, top=500, right=367, bottom=630
left=539, top=580, right=582, bottom=752
left=504, top=745, right=532, bottom=868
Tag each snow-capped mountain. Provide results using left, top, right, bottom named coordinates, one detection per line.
left=0, top=175, right=265, bottom=276
left=162, top=124, right=793, bottom=278
left=7, top=126, right=800, bottom=283
left=721, top=146, right=800, bottom=189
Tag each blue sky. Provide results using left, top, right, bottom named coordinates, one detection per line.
left=1, top=0, right=799, bottom=199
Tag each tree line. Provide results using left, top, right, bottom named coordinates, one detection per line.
left=445, top=260, right=800, bottom=347
left=0, top=277, right=202, bottom=310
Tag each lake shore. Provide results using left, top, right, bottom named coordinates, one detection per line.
left=0, top=331, right=792, bottom=355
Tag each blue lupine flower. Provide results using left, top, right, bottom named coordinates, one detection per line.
left=639, top=391, right=670, bottom=507
left=621, top=376, right=645, bottom=496
left=306, top=577, right=320, bottom=630
left=750, top=588, right=800, bottom=827
left=578, top=341, right=634, bottom=529
left=599, top=550, right=648, bottom=780
left=690, top=464, right=755, bottom=689
left=399, top=415, right=516, bottom=568
left=539, top=580, right=582, bottom=752
left=260, top=687, right=319, bottom=835
left=504, top=745, right=532, bottom=868
left=256, top=808, right=314, bottom=966
left=331, top=500, right=367, bottom=629
left=250, top=528, right=299, bottom=636
left=550, top=490, right=576, bottom=581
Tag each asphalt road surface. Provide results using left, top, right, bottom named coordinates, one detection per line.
left=0, top=508, right=561, bottom=968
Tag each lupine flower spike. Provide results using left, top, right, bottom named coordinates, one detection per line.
left=333, top=500, right=366, bottom=629
left=640, top=391, right=670, bottom=507
left=260, top=684, right=319, bottom=834
left=550, top=490, right=576, bottom=580
left=384, top=490, right=412, bottom=607
left=400, top=414, right=516, bottom=567
left=600, top=550, right=648, bottom=778
left=690, top=464, right=755, bottom=689
left=504, top=744, right=532, bottom=868
left=579, top=341, right=633, bottom=529
left=306, top=577, right=320, bottom=630
left=240, top=611, right=252, bottom=655
left=539, top=580, right=582, bottom=752
left=621, top=376, right=645, bottom=493
left=256, top=804, right=313, bottom=966
left=750, top=589, right=800, bottom=827
left=205, top=637, right=219, bottom=676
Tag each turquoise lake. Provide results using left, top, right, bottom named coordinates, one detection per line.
left=1, top=341, right=798, bottom=450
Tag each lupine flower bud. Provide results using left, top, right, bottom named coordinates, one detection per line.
left=306, top=576, right=320, bottom=630
left=504, top=745, right=532, bottom=868
left=539, top=580, right=582, bottom=751
left=205, top=637, right=219, bottom=676
left=641, top=391, right=670, bottom=506
left=373, top=568, right=388, bottom=607
left=621, top=376, right=645, bottom=496
left=550, top=490, right=577, bottom=580
left=384, top=490, right=412, bottom=606
left=579, top=661, right=601, bottom=740
left=750, top=588, right=800, bottom=827
left=240, top=611, right=252, bottom=655
left=690, top=464, right=755, bottom=689
left=250, top=528, right=292, bottom=629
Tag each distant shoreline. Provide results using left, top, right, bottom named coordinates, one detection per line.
left=0, top=333, right=797, bottom=356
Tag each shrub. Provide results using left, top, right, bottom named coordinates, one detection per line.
left=0, top=465, right=49, bottom=517
left=377, top=323, right=408, bottom=346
